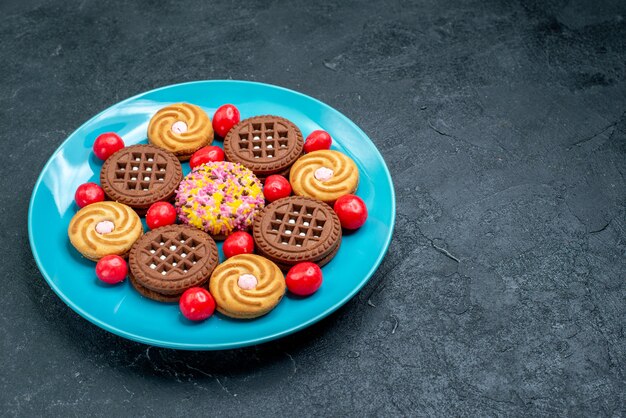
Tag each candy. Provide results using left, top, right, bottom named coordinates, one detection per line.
left=212, top=104, right=241, bottom=137
left=179, top=287, right=215, bottom=321
left=263, top=175, right=292, bottom=202
left=304, top=130, right=332, bottom=153
left=146, top=202, right=177, bottom=230
left=285, top=262, right=323, bottom=296
left=95, top=255, right=128, bottom=284
left=74, top=183, right=105, bottom=208
left=93, top=132, right=124, bottom=160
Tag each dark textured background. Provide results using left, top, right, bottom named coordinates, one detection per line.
left=2, top=0, right=625, bottom=416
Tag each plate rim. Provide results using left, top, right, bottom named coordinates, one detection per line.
left=27, top=80, right=396, bottom=350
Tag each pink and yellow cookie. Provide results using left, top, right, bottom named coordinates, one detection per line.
left=175, top=161, right=265, bottom=239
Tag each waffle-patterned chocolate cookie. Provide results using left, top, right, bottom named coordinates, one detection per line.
left=252, top=196, right=342, bottom=270
left=223, top=115, right=303, bottom=178
left=128, top=225, right=219, bottom=302
left=129, top=275, right=211, bottom=303
left=289, top=150, right=359, bottom=204
left=68, top=201, right=143, bottom=261
left=147, top=103, right=214, bottom=160
left=209, top=254, right=286, bottom=319
left=100, top=144, right=183, bottom=215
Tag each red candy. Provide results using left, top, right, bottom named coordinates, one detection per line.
left=286, top=262, right=323, bottom=296
left=304, top=130, right=332, bottom=153
left=95, top=255, right=128, bottom=284
left=212, top=104, right=241, bottom=137
left=263, top=175, right=292, bottom=202
left=75, top=182, right=105, bottom=208
left=222, top=231, right=255, bottom=259
left=93, top=132, right=124, bottom=160
left=146, top=202, right=177, bottom=229
left=189, top=146, right=225, bottom=170
left=334, top=194, right=368, bottom=230
left=179, top=287, right=216, bottom=321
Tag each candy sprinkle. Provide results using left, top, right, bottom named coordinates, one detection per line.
left=175, top=161, right=265, bottom=236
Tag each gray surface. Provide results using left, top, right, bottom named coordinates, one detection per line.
left=1, top=0, right=625, bottom=416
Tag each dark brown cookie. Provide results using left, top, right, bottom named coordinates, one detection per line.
left=223, top=115, right=304, bottom=178
left=257, top=238, right=341, bottom=272
left=128, top=272, right=210, bottom=303
left=252, top=196, right=342, bottom=270
left=100, top=144, right=183, bottom=215
left=129, top=272, right=183, bottom=303
left=128, top=225, right=219, bottom=301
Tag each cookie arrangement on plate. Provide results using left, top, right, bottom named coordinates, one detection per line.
left=67, top=104, right=369, bottom=322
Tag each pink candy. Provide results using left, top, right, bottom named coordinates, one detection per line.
left=95, top=220, right=115, bottom=235
left=237, top=274, right=258, bottom=290
left=171, top=121, right=188, bottom=134
left=314, top=167, right=334, bottom=181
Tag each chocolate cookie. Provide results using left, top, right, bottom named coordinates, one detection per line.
left=223, top=115, right=304, bottom=178
left=128, top=274, right=211, bottom=303
left=100, top=144, right=183, bottom=215
left=252, top=196, right=342, bottom=270
left=128, top=225, right=219, bottom=302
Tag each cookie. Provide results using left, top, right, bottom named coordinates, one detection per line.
left=128, top=224, right=218, bottom=299
left=175, top=161, right=265, bottom=239
left=68, top=201, right=143, bottom=261
left=128, top=273, right=211, bottom=303
left=209, top=254, right=286, bottom=319
left=100, top=144, right=183, bottom=215
left=223, top=115, right=303, bottom=178
left=128, top=225, right=219, bottom=302
left=147, top=103, right=214, bottom=160
left=289, top=150, right=359, bottom=204
left=252, top=196, right=342, bottom=270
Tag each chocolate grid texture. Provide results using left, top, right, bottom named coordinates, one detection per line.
left=253, top=196, right=342, bottom=264
left=101, top=144, right=182, bottom=208
left=224, top=115, right=304, bottom=175
left=112, top=150, right=169, bottom=191
left=142, top=231, right=203, bottom=276
left=129, top=225, right=219, bottom=296
left=266, top=202, right=327, bottom=247
left=236, top=120, right=291, bottom=160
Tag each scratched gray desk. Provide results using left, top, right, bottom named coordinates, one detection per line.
left=2, top=0, right=625, bottom=415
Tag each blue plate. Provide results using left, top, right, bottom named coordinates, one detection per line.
left=28, top=81, right=395, bottom=350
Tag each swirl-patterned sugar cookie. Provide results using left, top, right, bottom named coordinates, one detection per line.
left=100, top=144, right=183, bottom=215
left=209, top=254, right=286, bottom=319
left=147, top=103, right=214, bottom=160
left=289, top=150, right=359, bottom=204
left=223, top=115, right=303, bottom=178
left=175, top=161, right=265, bottom=240
left=253, top=196, right=342, bottom=271
left=128, top=225, right=219, bottom=302
left=68, top=202, right=143, bottom=261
